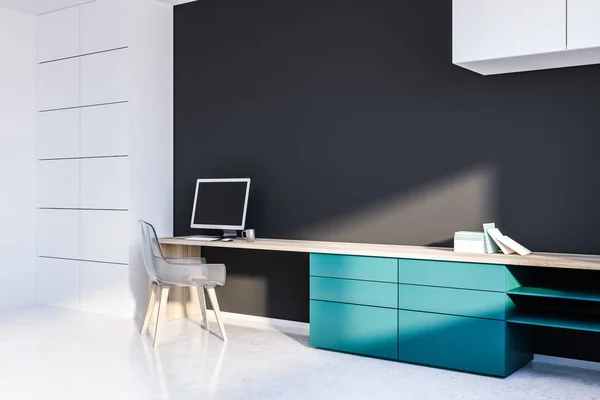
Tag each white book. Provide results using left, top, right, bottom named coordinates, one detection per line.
left=483, top=222, right=500, bottom=254
left=486, top=228, right=515, bottom=255
left=454, top=240, right=486, bottom=254
left=497, top=235, right=531, bottom=256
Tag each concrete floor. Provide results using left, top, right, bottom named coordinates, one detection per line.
left=1, top=307, right=600, bottom=400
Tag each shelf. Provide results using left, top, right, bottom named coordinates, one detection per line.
left=508, top=286, right=600, bottom=303
left=508, top=313, right=600, bottom=333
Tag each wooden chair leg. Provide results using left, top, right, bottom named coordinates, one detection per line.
left=153, top=287, right=170, bottom=348
left=197, top=286, right=208, bottom=330
left=206, top=287, right=227, bottom=342
left=140, top=282, right=158, bottom=336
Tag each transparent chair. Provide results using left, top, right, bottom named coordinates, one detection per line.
left=139, top=220, right=227, bottom=347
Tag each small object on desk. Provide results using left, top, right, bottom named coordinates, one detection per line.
left=241, top=229, right=255, bottom=242
left=221, top=238, right=234, bottom=242
left=454, top=231, right=486, bottom=254
left=184, top=236, right=220, bottom=242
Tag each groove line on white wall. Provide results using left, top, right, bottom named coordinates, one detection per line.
left=38, top=207, right=128, bottom=211
left=38, top=100, right=128, bottom=113
left=39, top=154, right=128, bottom=161
left=38, top=256, right=128, bottom=266
left=38, top=46, right=129, bottom=65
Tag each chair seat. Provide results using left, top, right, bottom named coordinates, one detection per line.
left=155, top=261, right=226, bottom=287
left=166, top=257, right=206, bottom=265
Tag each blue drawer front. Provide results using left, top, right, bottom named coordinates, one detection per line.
left=399, top=259, right=506, bottom=292
left=310, top=300, right=398, bottom=360
left=398, top=310, right=506, bottom=376
left=398, top=284, right=508, bottom=320
left=310, top=253, right=397, bottom=282
left=310, top=276, right=398, bottom=308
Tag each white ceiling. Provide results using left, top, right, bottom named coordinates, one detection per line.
left=0, top=0, right=196, bottom=15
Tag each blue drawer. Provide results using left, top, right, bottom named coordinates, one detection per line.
left=398, top=284, right=509, bottom=320
left=311, top=276, right=397, bottom=308
left=310, top=300, right=398, bottom=360
left=399, top=259, right=507, bottom=292
left=310, top=253, right=397, bottom=282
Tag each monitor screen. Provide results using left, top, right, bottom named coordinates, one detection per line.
left=191, top=179, right=250, bottom=229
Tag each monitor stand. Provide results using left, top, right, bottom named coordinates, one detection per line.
left=221, top=230, right=237, bottom=239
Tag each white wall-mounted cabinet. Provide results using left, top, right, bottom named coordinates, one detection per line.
left=80, top=0, right=129, bottom=55
left=453, top=0, right=565, bottom=62
left=80, top=103, right=129, bottom=157
left=37, top=159, right=80, bottom=208
left=567, top=0, right=600, bottom=50
left=37, top=6, right=79, bottom=63
left=453, top=0, right=600, bottom=75
left=36, top=0, right=173, bottom=319
left=81, top=49, right=130, bottom=106
left=80, top=157, right=129, bottom=209
left=38, top=57, right=79, bottom=110
left=37, top=257, right=80, bottom=310
left=37, top=209, right=80, bottom=259
left=37, top=108, right=79, bottom=159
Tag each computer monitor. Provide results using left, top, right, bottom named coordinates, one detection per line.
left=190, top=178, right=251, bottom=238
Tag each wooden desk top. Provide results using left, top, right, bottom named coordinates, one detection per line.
left=159, top=236, right=600, bottom=271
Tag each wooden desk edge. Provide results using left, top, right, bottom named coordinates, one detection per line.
left=159, top=237, right=600, bottom=271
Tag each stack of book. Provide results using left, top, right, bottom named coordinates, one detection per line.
left=453, top=223, right=532, bottom=256
left=453, top=231, right=486, bottom=254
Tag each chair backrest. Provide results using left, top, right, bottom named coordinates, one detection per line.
left=138, top=220, right=166, bottom=282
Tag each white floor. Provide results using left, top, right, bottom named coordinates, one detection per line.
left=1, top=307, right=600, bottom=400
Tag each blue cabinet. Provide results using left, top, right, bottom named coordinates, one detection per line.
left=309, top=253, right=532, bottom=376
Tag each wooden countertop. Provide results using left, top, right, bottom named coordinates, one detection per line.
left=159, top=237, right=600, bottom=271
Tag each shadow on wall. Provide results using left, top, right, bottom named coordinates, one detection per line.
left=294, top=166, right=497, bottom=246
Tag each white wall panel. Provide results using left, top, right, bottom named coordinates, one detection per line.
left=37, top=108, right=79, bottom=159
left=80, top=210, right=129, bottom=263
left=80, top=157, right=129, bottom=209
left=37, top=209, right=80, bottom=259
left=37, top=257, right=80, bottom=310
left=80, top=0, right=129, bottom=54
left=38, top=57, right=80, bottom=110
left=80, top=261, right=130, bottom=317
left=37, top=6, right=79, bottom=62
left=37, top=159, right=80, bottom=208
left=80, top=49, right=129, bottom=106
left=80, top=103, right=129, bottom=157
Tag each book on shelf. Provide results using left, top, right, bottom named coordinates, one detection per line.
left=483, top=222, right=500, bottom=254
left=454, top=224, right=532, bottom=256
left=486, top=228, right=531, bottom=256
left=454, top=231, right=486, bottom=254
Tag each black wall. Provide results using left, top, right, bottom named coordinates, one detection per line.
left=174, top=0, right=600, bottom=357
